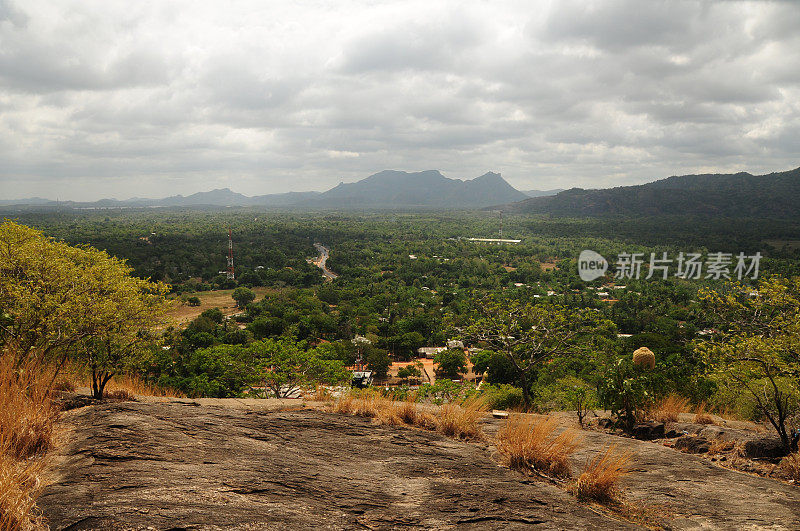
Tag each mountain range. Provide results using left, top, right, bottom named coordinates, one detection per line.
left=3, top=167, right=798, bottom=216
left=505, top=167, right=800, bottom=219
left=0, top=170, right=528, bottom=209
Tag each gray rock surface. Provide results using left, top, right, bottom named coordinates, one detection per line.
left=484, top=413, right=800, bottom=530
left=40, top=401, right=634, bottom=530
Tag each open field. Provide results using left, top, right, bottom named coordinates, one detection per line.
left=165, top=287, right=275, bottom=327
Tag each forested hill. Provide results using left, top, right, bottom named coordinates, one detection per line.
left=309, top=170, right=527, bottom=208
left=504, top=167, right=800, bottom=218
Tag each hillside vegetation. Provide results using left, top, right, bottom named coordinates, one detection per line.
left=507, top=167, right=800, bottom=218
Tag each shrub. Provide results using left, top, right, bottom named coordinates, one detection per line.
left=598, top=358, right=654, bottom=432
left=479, top=384, right=524, bottom=411
left=652, top=394, right=690, bottom=423
left=496, top=415, right=580, bottom=478
left=570, top=444, right=631, bottom=503
left=537, top=377, right=598, bottom=427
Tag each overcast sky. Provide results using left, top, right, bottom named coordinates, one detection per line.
left=1, top=0, right=799, bottom=201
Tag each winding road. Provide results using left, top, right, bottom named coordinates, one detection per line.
left=312, top=242, right=338, bottom=281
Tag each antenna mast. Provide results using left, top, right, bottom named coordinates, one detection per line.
left=226, top=228, right=235, bottom=280
left=499, top=210, right=503, bottom=239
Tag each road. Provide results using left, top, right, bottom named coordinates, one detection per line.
left=312, top=242, right=338, bottom=280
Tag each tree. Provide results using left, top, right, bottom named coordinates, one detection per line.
left=0, top=221, right=169, bottom=393
left=470, top=349, right=517, bottom=384
left=364, top=345, right=391, bottom=378
left=186, top=296, right=201, bottom=307
left=698, top=277, right=800, bottom=453
left=397, top=362, right=423, bottom=383
left=232, top=287, right=256, bottom=309
left=254, top=338, right=349, bottom=398
left=434, top=348, right=467, bottom=380
left=465, top=297, right=602, bottom=410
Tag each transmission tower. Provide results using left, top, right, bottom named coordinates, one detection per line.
left=226, top=228, right=235, bottom=280
left=499, top=210, right=503, bottom=239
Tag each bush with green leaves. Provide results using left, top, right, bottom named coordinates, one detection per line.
left=416, top=380, right=478, bottom=405
left=597, top=358, right=654, bottom=432
left=537, top=376, right=598, bottom=426
left=478, top=384, right=524, bottom=411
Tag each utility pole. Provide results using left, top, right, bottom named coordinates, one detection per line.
left=499, top=210, right=503, bottom=239
left=227, top=228, right=235, bottom=280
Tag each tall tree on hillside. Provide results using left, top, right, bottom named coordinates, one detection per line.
left=465, top=297, right=606, bottom=410
left=698, top=277, right=800, bottom=453
left=0, top=221, right=169, bottom=392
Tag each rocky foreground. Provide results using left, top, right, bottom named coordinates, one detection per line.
left=40, top=399, right=800, bottom=530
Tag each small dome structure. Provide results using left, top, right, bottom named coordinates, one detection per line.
left=633, top=347, right=655, bottom=370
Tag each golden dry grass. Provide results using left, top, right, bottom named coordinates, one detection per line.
left=0, top=441, right=46, bottom=531
left=781, top=452, right=800, bottom=482
left=435, top=398, right=487, bottom=440
left=332, top=393, right=485, bottom=439
left=0, top=356, right=57, bottom=530
left=307, top=385, right=332, bottom=402
left=0, top=360, right=56, bottom=461
left=332, top=391, right=387, bottom=418
left=102, top=389, right=135, bottom=402
left=652, top=394, right=690, bottom=423
left=105, top=374, right=184, bottom=398
left=707, top=438, right=735, bottom=456
left=570, top=444, right=632, bottom=503
left=496, top=415, right=581, bottom=478
left=693, top=402, right=715, bottom=425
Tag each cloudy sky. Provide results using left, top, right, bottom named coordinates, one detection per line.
left=1, top=0, right=799, bottom=200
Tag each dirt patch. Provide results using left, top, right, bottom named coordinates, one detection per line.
left=40, top=401, right=633, bottom=530
left=165, top=287, right=274, bottom=327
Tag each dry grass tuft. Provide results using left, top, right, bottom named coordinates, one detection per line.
left=310, top=385, right=332, bottom=402
left=333, top=393, right=486, bottom=439
left=103, top=389, right=135, bottom=402
left=781, top=452, right=800, bottom=482
left=105, top=373, right=184, bottom=398
left=496, top=415, right=580, bottom=478
left=570, top=444, right=632, bottom=503
left=693, top=402, right=715, bottom=425
left=0, top=359, right=57, bottom=461
left=51, top=380, right=76, bottom=393
left=0, top=441, right=46, bottom=531
left=0, top=355, right=57, bottom=530
left=332, top=391, right=387, bottom=418
left=708, top=438, right=735, bottom=456
left=435, top=398, right=487, bottom=440
left=652, top=394, right=690, bottom=423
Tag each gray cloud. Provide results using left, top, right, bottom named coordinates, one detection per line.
left=0, top=0, right=799, bottom=201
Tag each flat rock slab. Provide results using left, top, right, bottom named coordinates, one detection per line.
left=484, top=415, right=800, bottom=530
left=40, top=402, right=633, bottom=530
